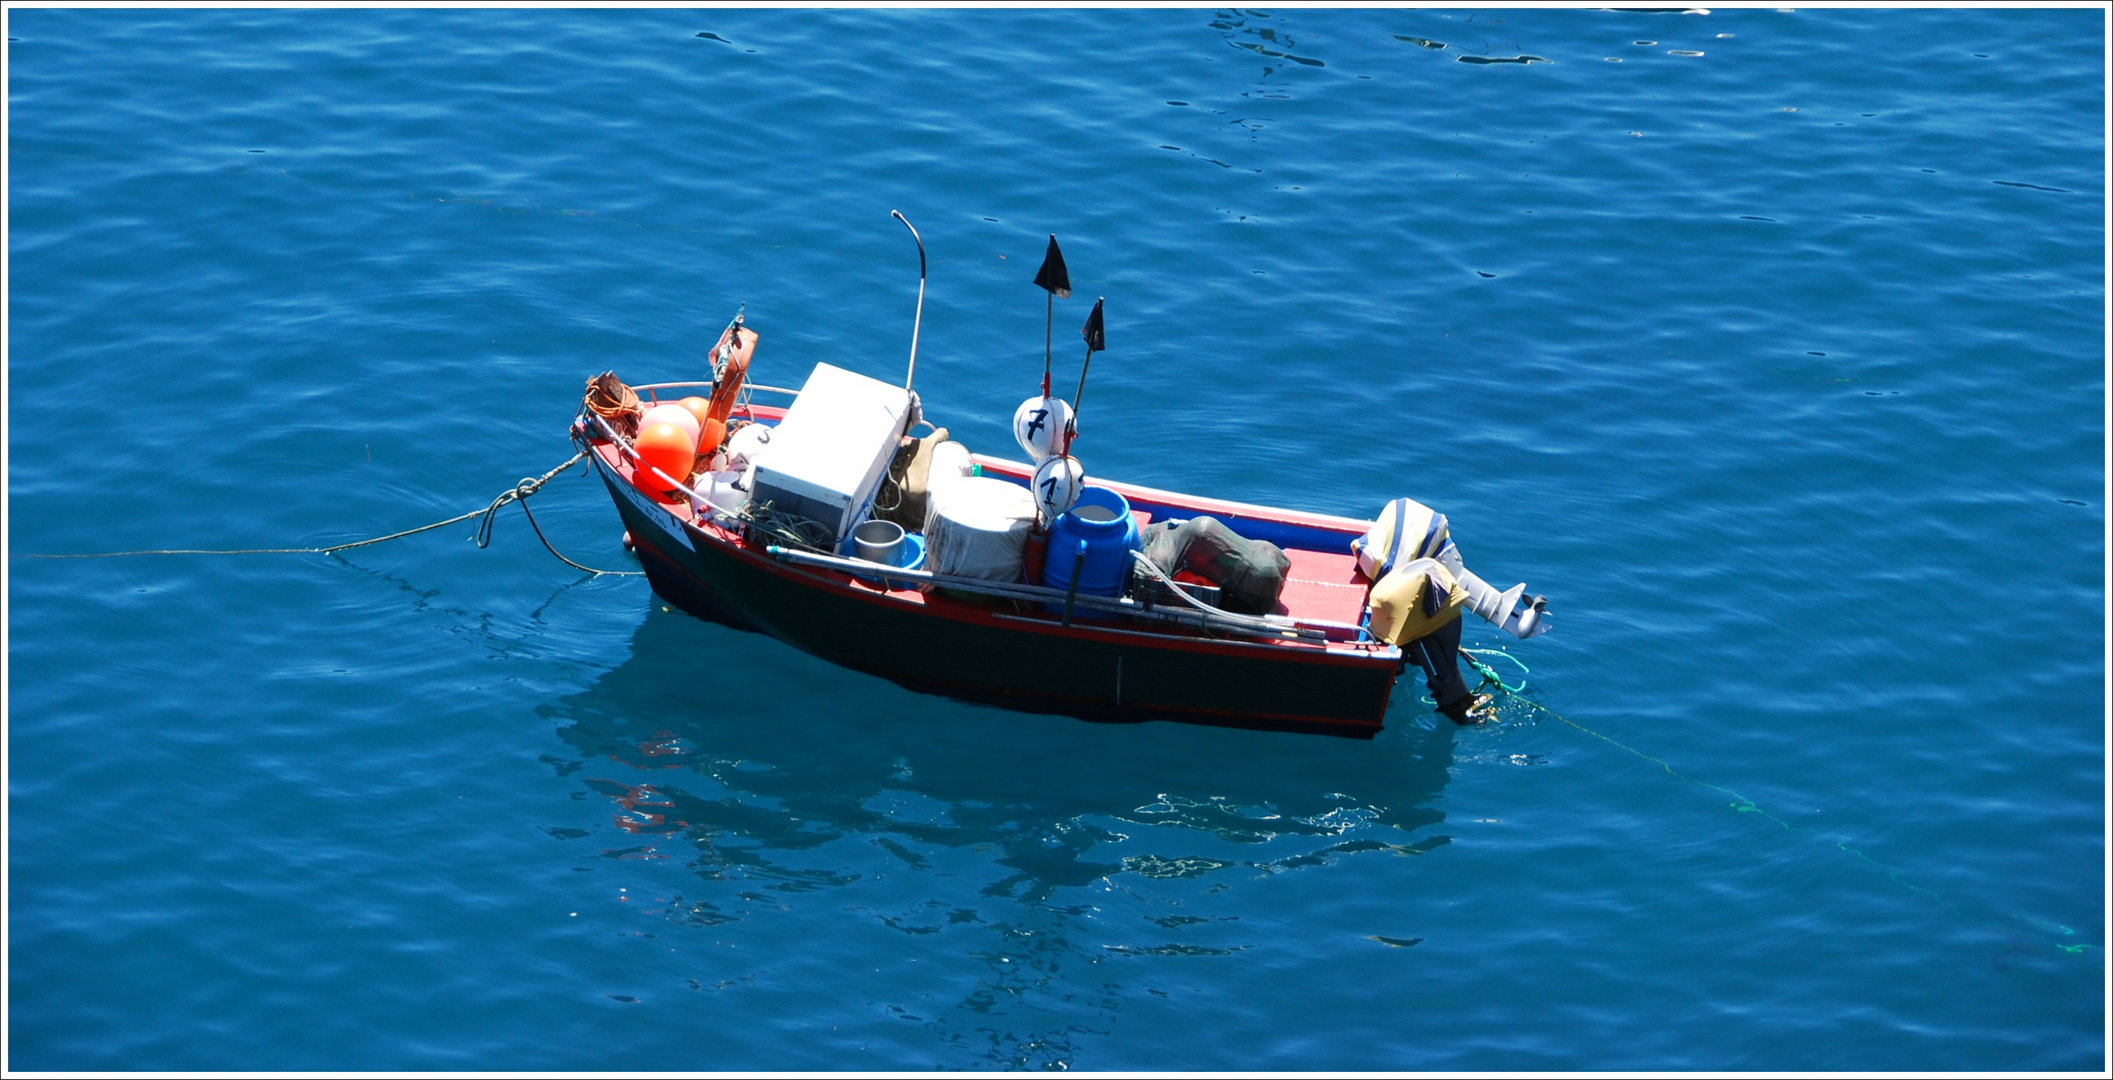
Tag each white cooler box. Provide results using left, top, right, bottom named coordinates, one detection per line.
left=747, top=363, right=910, bottom=542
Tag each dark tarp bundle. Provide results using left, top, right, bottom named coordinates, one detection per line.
left=1131, top=515, right=1291, bottom=616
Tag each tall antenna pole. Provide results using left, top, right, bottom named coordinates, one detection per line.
left=890, top=210, right=926, bottom=393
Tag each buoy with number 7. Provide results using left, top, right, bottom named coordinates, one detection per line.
left=1013, top=395, right=1073, bottom=464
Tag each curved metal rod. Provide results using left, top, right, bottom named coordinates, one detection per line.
left=890, top=210, right=926, bottom=393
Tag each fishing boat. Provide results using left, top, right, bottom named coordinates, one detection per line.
left=574, top=216, right=1549, bottom=738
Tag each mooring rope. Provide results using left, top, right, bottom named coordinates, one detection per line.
left=1458, top=650, right=2099, bottom=959
left=15, top=451, right=641, bottom=576
left=1459, top=645, right=1528, bottom=694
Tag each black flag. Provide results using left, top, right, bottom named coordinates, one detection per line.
left=1066, top=297, right=1107, bottom=454
left=1033, top=234, right=1071, bottom=298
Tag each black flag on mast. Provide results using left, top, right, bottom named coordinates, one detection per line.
left=1033, top=235, right=1071, bottom=298
left=1080, top=297, right=1105, bottom=352
left=1066, top=297, right=1107, bottom=456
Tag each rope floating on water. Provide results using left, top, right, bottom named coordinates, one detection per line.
left=1460, top=645, right=1528, bottom=694
left=14, top=451, right=642, bottom=576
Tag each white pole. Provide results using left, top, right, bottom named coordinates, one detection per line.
left=890, top=210, right=926, bottom=393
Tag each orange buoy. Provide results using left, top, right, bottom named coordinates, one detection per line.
left=678, top=396, right=713, bottom=436
left=632, top=421, right=696, bottom=494
left=640, top=403, right=700, bottom=446
left=697, top=417, right=726, bottom=461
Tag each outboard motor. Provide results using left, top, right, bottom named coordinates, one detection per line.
left=1442, top=549, right=1550, bottom=640
left=1353, top=496, right=1551, bottom=641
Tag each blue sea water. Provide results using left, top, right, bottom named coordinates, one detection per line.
left=7, top=6, right=2104, bottom=1071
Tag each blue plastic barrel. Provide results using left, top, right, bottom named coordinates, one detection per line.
left=1041, top=486, right=1141, bottom=599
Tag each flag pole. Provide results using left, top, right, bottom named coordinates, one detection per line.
left=1066, top=297, right=1105, bottom=456
left=1032, top=234, right=1070, bottom=398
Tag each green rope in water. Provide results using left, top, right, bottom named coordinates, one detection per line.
left=1459, top=645, right=1528, bottom=694
left=1467, top=656, right=2098, bottom=960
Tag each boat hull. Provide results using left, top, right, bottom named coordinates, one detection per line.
left=592, top=453, right=1400, bottom=738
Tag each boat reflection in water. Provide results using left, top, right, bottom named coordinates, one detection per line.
left=541, top=604, right=1461, bottom=1068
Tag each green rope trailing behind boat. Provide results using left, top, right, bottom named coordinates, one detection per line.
left=1467, top=657, right=2098, bottom=960
left=14, top=451, right=641, bottom=577
left=1459, top=645, right=1528, bottom=694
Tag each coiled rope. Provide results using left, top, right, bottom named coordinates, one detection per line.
left=15, top=451, right=641, bottom=576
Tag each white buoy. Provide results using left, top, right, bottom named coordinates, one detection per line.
left=722, top=422, right=773, bottom=473
left=1031, top=454, right=1085, bottom=521
left=1012, top=395, right=1074, bottom=463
